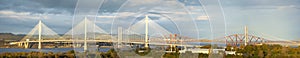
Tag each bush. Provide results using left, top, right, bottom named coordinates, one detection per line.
left=135, top=47, right=151, bottom=56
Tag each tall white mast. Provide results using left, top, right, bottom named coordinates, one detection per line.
left=145, top=15, right=149, bottom=48
left=38, top=20, right=42, bottom=49
left=244, top=26, right=248, bottom=46
left=118, top=27, right=123, bottom=48
left=84, top=17, right=88, bottom=52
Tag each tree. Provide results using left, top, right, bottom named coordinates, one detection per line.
left=163, top=46, right=180, bottom=58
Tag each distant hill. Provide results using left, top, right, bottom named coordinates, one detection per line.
left=0, top=33, right=25, bottom=41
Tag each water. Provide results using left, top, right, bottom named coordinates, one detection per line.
left=0, top=48, right=111, bottom=53
left=188, top=42, right=227, bottom=47
left=0, top=42, right=225, bottom=53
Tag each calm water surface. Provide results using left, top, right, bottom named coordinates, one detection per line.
left=0, top=42, right=226, bottom=53
left=0, top=48, right=110, bottom=53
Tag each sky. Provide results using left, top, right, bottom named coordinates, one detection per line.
left=0, top=0, right=299, bottom=40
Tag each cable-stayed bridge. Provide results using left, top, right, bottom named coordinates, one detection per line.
left=10, top=16, right=204, bottom=50
left=10, top=16, right=299, bottom=51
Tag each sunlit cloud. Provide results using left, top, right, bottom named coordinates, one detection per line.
left=0, top=10, right=40, bottom=19
left=96, top=16, right=115, bottom=18
left=196, top=16, right=209, bottom=20
left=277, top=5, right=296, bottom=10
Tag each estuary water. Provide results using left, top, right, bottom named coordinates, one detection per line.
left=0, top=48, right=111, bottom=53
left=0, top=42, right=226, bottom=53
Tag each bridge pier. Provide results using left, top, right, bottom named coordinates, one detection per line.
left=38, top=42, right=42, bottom=49
left=24, top=39, right=30, bottom=49
left=75, top=43, right=81, bottom=47
left=24, top=42, right=29, bottom=49
left=18, top=43, right=23, bottom=47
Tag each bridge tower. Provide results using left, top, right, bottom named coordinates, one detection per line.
left=244, top=26, right=248, bottom=46
left=38, top=20, right=42, bottom=49
left=84, top=17, right=88, bottom=52
left=118, top=27, right=123, bottom=48
left=18, top=18, right=60, bottom=49
left=145, top=15, right=149, bottom=48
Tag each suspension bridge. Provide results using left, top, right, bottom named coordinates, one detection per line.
left=9, top=15, right=299, bottom=52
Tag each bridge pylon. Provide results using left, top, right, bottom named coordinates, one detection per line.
left=117, top=27, right=123, bottom=48
left=145, top=15, right=149, bottom=48
left=244, top=26, right=248, bottom=46
left=18, top=19, right=60, bottom=49
left=24, top=39, right=29, bottom=49
left=38, top=20, right=42, bottom=49
left=84, top=17, right=88, bottom=52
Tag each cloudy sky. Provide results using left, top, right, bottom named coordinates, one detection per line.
left=0, top=0, right=299, bottom=40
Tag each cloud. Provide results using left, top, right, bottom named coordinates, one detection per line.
left=0, top=11, right=32, bottom=16
left=0, top=10, right=40, bottom=19
left=221, top=0, right=300, bottom=10
left=196, top=16, right=209, bottom=20
left=97, top=16, right=115, bottom=18
left=117, top=12, right=136, bottom=17
left=0, top=0, right=77, bottom=15
left=276, top=5, right=299, bottom=10
left=99, top=0, right=127, bottom=12
left=178, top=0, right=201, bottom=6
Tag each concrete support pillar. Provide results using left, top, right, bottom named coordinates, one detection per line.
left=24, top=43, right=28, bottom=49
left=25, top=39, right=29, bottom=49
left=18, top=43, right=21, bottom=46
left=20, top=43, right=23, bottom=46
